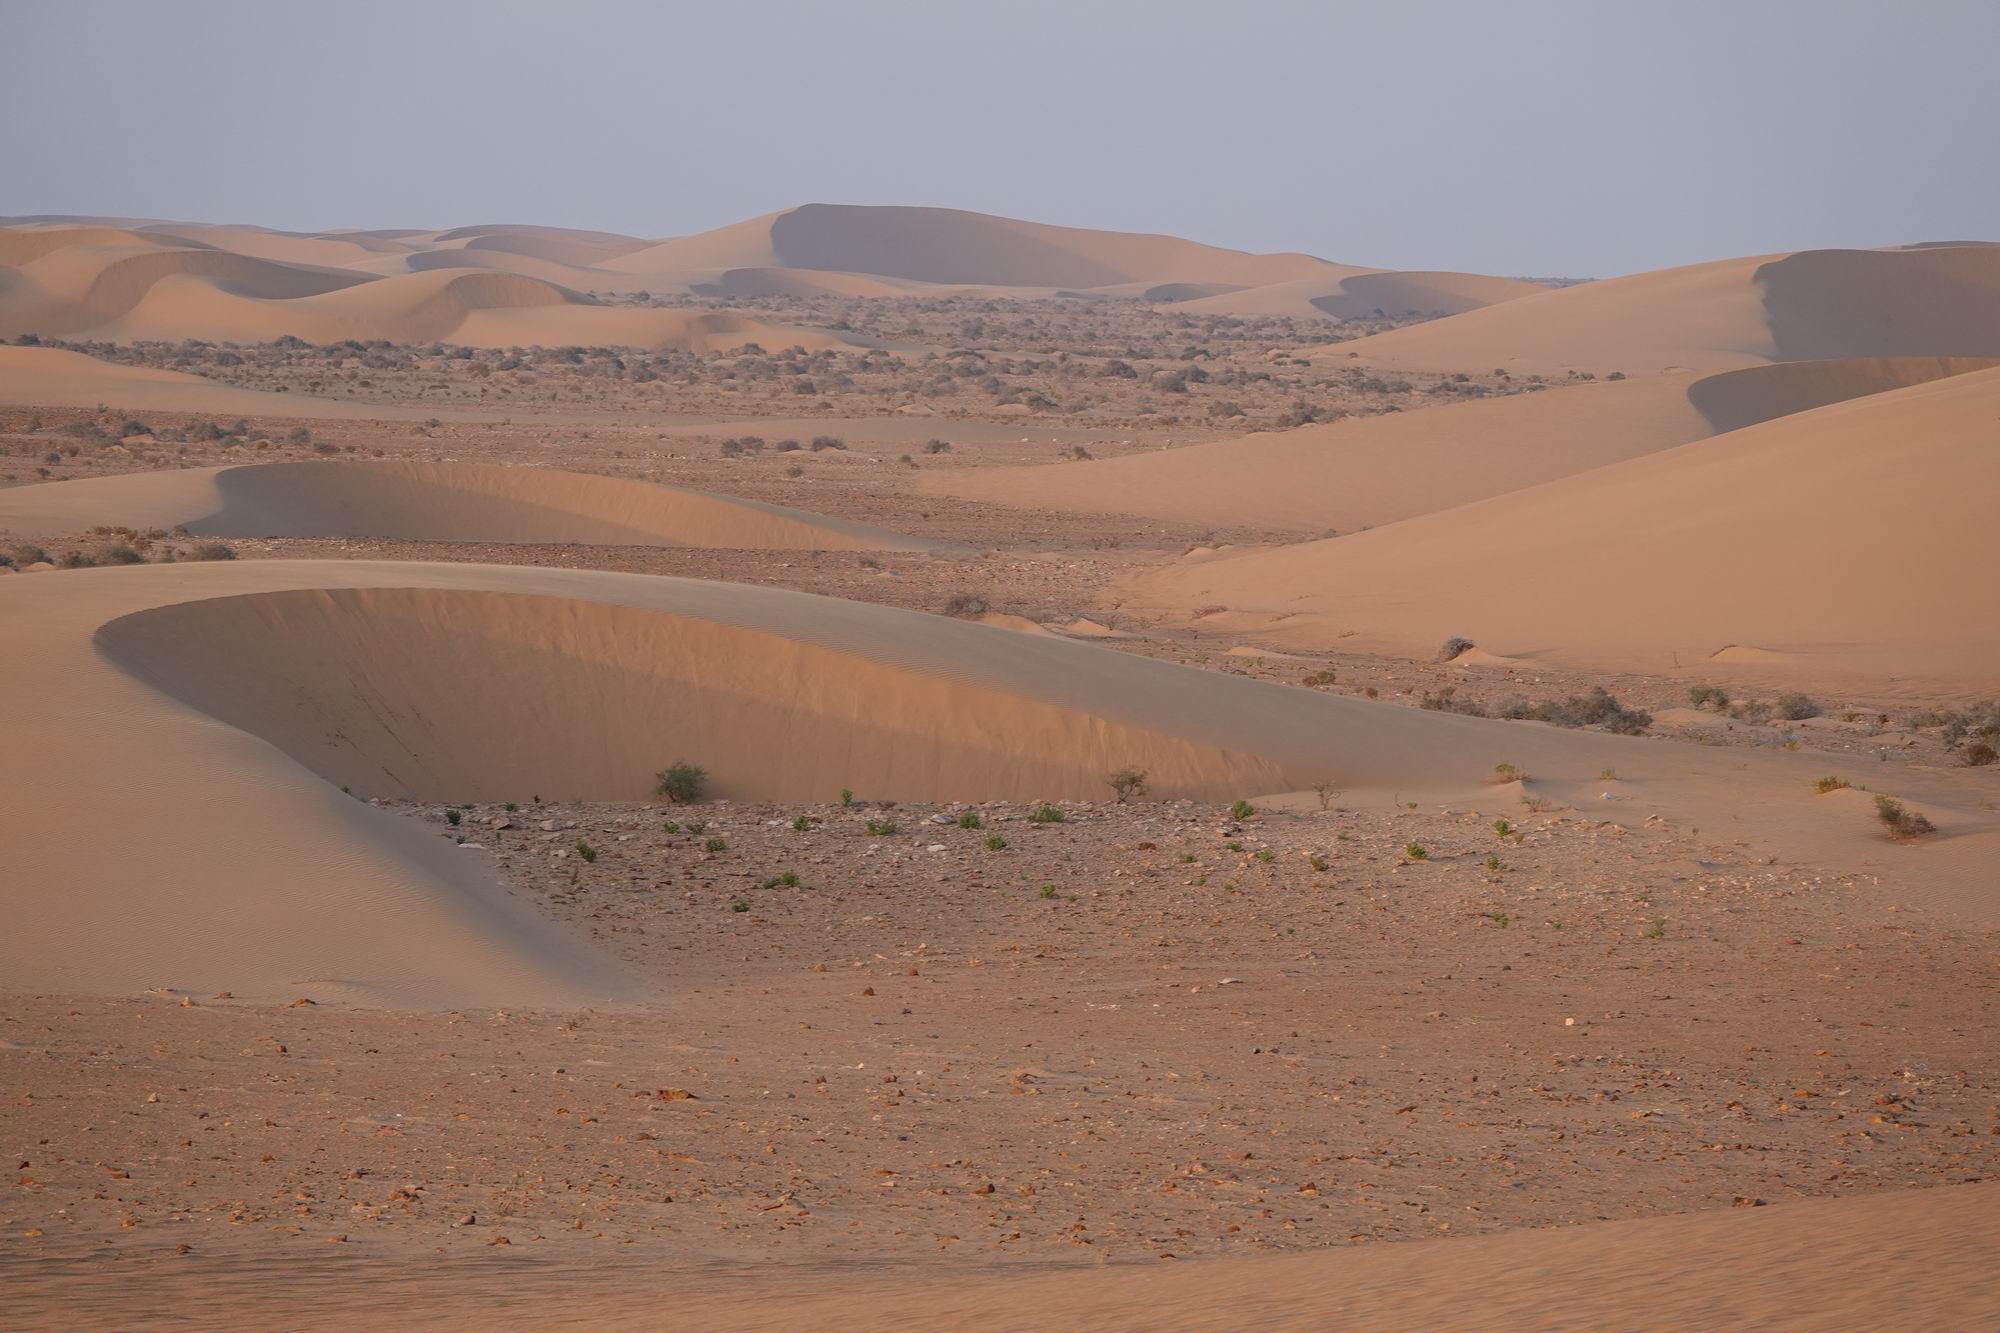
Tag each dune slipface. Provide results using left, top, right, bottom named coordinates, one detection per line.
left=0, top=459, right=955, bottom=552
left=1119, top=365, right=2000, bottom=691
left=921, top=357, right=1993, bottom=531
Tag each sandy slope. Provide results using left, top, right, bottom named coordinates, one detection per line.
left=922, top=357, right=1990, bottom=531
left=0, top=459, right=953, bottom=552
left=1178, top=269, right=1543, bottom=321
left=607, top=204, right=1338, bottom=290
left=1325, top=244, right=2000, bottom=374
left=1120, top=365, right=2000, bottom=691
left=0, top=345, right=406, bottom=417
left=670, top=1182, right=2000, bottom=1332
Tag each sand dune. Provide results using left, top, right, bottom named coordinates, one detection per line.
left=611, top=204, right=1337, bottom=290
left=0, top=229, right=869, bottom=350
left=0, top=459, right=952, bottom=551
left=1322, top=244, right=2000, bottom=374
left=923, top=356, right=1988, bottom=531
left=1120, top=364, right=2000, bottom=690
left=0, top=345, right=393, bottom=417
left=1178, top=269, right=1542, bottom=321
left=6, top=558, right=1993, bottom=1005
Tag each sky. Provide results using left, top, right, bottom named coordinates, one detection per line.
left=3, top=0, right=1995, bottom=278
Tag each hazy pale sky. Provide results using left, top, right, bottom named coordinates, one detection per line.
left=3, top=0, right=1994, bottom=277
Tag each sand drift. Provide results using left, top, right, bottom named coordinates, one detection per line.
left=0, top=459, right=955, bottom=552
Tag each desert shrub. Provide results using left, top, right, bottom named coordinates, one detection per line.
left=1530, top=687, right=1651, bottom=735
left=6, top=543, right=47, bottom=567
left=98, top=544, right=145, bottom=565
left=1493, top=763, right=1524, bottom=783
left=312, top=441, right=339, bottom=455
left=922, top=438, right=952, bottom=454
left=187, top=542, right=236, bottom=561
left=287, top=426, right=313, bottom=444
left=866, top=818, right=898, bottom=836
left=1730, top=699, right=1775, bottom=724
left=1775, top=692, right=1822, bottom=721
left=774, top=438, right=802, bottom=452
left=704, top=837, right=727, bottom=853
left=1026, top=804, right=1066, bottom=824
left=985, top=834, right=1007, bottom=850
left=654, top=761, right=706, bottom=804
left=1874, top=795, right=1935, bottom=840
left=957, top=811, right=983, bottom=829
left=809, top=435, right=846, bottom=452
left=1687, top=685, right=1730, bottom=711
left=1419, top=686, right=1483, bottom=716
left=1229, top=799, right=1255, bottom=821
left=1068, top=445, right=1093, bottom=460
left=574, top=839, right=598, bottom=863
left=1964, top=741, right=1997, bottom=768
left=1302, top=669, right=1336, bottom=687
left=445, top=808, right=461, bottom=826
left=940, top=592, right=989, bottom=618
left=1813, top=776, right=1854, bottom=794
left=1106, top=768, right=1149, bottom=803
left=1436, top=636, right=1475, bottom=663
left=718, top=438, right=745, bottom=458
left=1404, top=841, right=1429, bottom=860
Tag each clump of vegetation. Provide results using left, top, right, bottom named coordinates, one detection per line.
left=1874, top=795, right=1935, bottom=840
left=730, top=898, right=749, bottom=913
left=1228, top=799, right=1255, bottom=822
left=985, top=834, right=1007, bottom=851
left=1492, top=763, right=1524, bottom=784
left=759, top=871, right=802, bottom=890
left=1484, top=854, right=1505, bottom=872
left=1436, top=636, right=1476, bottom=663
left=1963, top=742, right=1996, bottom=768
left=922, top=438, right=952, bottom=454
left=1038, top=884, right=1058, bottom=899
left=1026, top=803, right=1066, bottom=824
left=655, top=761, right=706, bottom=804
left=809, top=434, right=847, bottom=452
left=1106, top=768, right=1149, bottom=803
left=955, top=810, right=983, bottom=829
left=704, top=837, right=727, bottom=853
left=1405, top=841, right=1429, bottom=861
left=574, top=839, right=598, bottom=863
left=1419, top=686, right=1483, bottom=715
left=1528, top=687, right=1651, bottom=735
left=1775, top=692, right=1822, bottom=722
left=1492, top=818, right=1512, bottom=837
left=1308, top=854, right=1329, bottom=872
left=941, top=592, right=989, bottom=618
left=185, top=541, right=237, bottom=561
left=1302, top=669, right=1336, bottom=688
left=791, top=814, right=818, bottom=832
left=866, top=817, right=899, bottom=836
left=444, top=808, right=461, bottom=826
left=685, top=819, right=707, bottom=836
left=1813, top=776, right=1854, bottom=794
left=1642, top=917, right=1666, bottom=940
left=1687, top=685, right=1730, bottom=711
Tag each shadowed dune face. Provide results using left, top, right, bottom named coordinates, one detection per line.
left=0, top=459, right=951, bottom=552
left=1686, top=355, right=2000, bottom=432
left=1758, top=246, right=2000, bottom=361
left=93, top=588, right=1290, bottom=804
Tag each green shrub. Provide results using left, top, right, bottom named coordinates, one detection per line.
left=1404, top=841, right=1429, bottom=861
left=1228, top=799, right=1255, bottom=821
left=655, top=761, right=706, bottom=804
left=575, top=839, right=598, bottom=863
left=866, top=818, right=898, bottom=836
left=704, top=837, right=727, bottom=853
left=1874, top=795, right=1935, bottom=840
left=1026, top=804, right=1065, bottom=824
left=957, top=811, right=983, bottom=829
left=1106, top=768, right=1149, bottom=803
left=985, top=834, right=1007, bottom=851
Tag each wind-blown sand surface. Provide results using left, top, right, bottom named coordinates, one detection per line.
left=921, top=356, right=1992, bottom=531
left=1321, top=244, right=2000, bottom=374
left=0, top=459, right=953, bottom=551
left=0, top=345, right=400, bottom=417
left=1121, top=365, right=2000, bottom=692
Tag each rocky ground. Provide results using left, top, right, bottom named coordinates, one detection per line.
left=3, top=794, right=1991, bottom=1286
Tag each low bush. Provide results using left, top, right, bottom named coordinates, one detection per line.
left=1874, top=795, right=1935, bottom=840
left=655, top=761, right=706, bottom=804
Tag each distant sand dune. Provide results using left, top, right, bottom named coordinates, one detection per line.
left=0, top=459, right=952, bottom=552
left=1119, top=364, right=2000, bottom=690
left=1324, top=244, right=2000, bottom=374
left=923, top=356, right=1990, bottom=532
left=1178, top=269, right=1541, bottom=321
